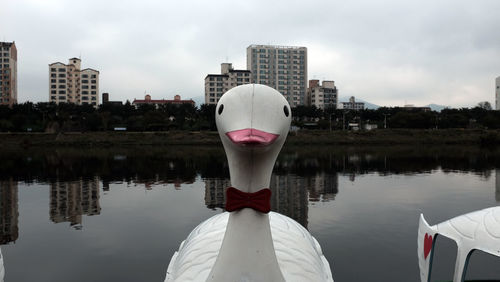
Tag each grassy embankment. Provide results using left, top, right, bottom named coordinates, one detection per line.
left=1, top=129, right=500, bottom=148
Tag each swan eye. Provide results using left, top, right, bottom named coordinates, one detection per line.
left=218, top=104, right=224, bottom=115
left=283, top=105, right=289, bottom=117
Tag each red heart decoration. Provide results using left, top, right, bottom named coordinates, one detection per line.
left=423, top=233, right=433, bottom=259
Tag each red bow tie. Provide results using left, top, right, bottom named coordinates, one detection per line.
left=225, top=187, right=272, bottom=213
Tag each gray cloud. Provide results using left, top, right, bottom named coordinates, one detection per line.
left=2, top=0, right=500, bottom=107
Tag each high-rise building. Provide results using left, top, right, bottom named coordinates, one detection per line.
left=0, top=42, right=18, bottom=106
left=49, top=58, right=99, bottom=107
left=307, top=79, right=338, bottom=109
left=204, top=63, right=251, bottom=105
left=247, top=45, right=307, bottom=107
left=496, top=76, right=500, bottom=110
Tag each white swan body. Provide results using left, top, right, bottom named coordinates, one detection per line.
left=418, top=206, right=500, bottom=282
left=165, top=84, right=333, bottom=281
left=165, top=212, right=332, bottom=281
left=0, top=247, right=4, bottom=282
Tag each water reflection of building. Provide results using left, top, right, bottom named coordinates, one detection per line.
left=307, top=172, right=339, bottom=202
left=0, top=180, right=18, bottom=245
left=203, top=176, right=309, bottom=228
left=496, top=170, right=500, bottom=202
left=204, top=179, right=231, bottom=209
left=134, top=177, right=195, bottom=190
left=270, top=175, right=309, bottom=228
left=50, top=177, right=101, bottom=229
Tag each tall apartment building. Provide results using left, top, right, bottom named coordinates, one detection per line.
left=0, top=42, right=17, bottom=106
left=247, top=45, right=307, bottom=107
left=204, top=63, right=251, bottom=105
left=49, top=58, right=99, bottom=106
left=496, top=76, right=500, bottom=110
left=307, top=79, right=338, bottom=109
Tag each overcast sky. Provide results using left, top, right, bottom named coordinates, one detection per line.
left=2, top=0, right=500, bottom=108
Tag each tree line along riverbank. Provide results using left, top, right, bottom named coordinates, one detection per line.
left=1, top=129, right=500, bottom=148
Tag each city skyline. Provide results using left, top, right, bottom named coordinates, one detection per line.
left=2, top=0, right=500, bottom=108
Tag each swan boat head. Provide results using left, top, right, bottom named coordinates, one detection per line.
left=165, top=84, right=333, bottom=282
left=215, top=84, right=291, bottom=193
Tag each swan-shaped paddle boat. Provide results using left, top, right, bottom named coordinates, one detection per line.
left=418, top=206, right=500, bottom=282
left=0, top=247, right=4, bottom=282
left=165, top=84, right=333, bottom=281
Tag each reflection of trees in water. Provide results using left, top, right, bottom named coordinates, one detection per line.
left=1, top=145, right=500, bottom=184
left=1, top=145, right=498, bottom=239
left=0, top=179, right=18, bottom=245
left=277, top=146, right=500, bottom=178
left=0, top=146, right=228, bottom=184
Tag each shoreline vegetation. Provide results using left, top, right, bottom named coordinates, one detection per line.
left=2, top=129, right=500, bottom=148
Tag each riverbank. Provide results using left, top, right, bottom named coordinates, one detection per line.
left=1, top=129, right=500, bottom=148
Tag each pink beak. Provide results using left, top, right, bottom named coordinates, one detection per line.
left=226, top=128, right=279, bottom=146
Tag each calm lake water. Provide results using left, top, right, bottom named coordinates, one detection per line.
left=0, top=145, right=499, bottom=282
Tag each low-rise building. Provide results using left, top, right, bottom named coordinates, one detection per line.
left=307, top=79, right=338, bottom=109
left=49, top=58, right=99, bottom=107
left=402, top=104, right=432, bottom=112
left=338, top=96, right=364, bottom=110
left=204, top=63, right=251, bottom=105
left=102, top=93, right=122, bottom=106
left=132, top=94, right=195, bottom=108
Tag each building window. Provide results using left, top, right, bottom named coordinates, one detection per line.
left=91, top=80, right=96, bottom=84
left=51, top=74, right=56, bottom=78
left=91, top=74, right=96, bottom=78
left=91, top=85, right=96, bottom=89
left=58, top=74, right=66, bottom=78
left=91, top=91, right=96, bottom=94
left=51, top=85, right=57, bottom=89
left=59, top=96, right=66, bottom=99
left=51, top=90, right=56, bottom=94
left=58, top=79, right=66, bottom=83
left=82, top=85, right=89, bottom=89
left=58, top=68, right=65, bottom=72
left=82, top=74, right=88, bottom=78
left=82, top=80, right=88, bottom=83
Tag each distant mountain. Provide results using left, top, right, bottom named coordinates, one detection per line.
left=339, top=96, right=380, bottom=109
left=191, top=96, right=205, bottom=108
left=425, top=104, right=448, bottom=112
